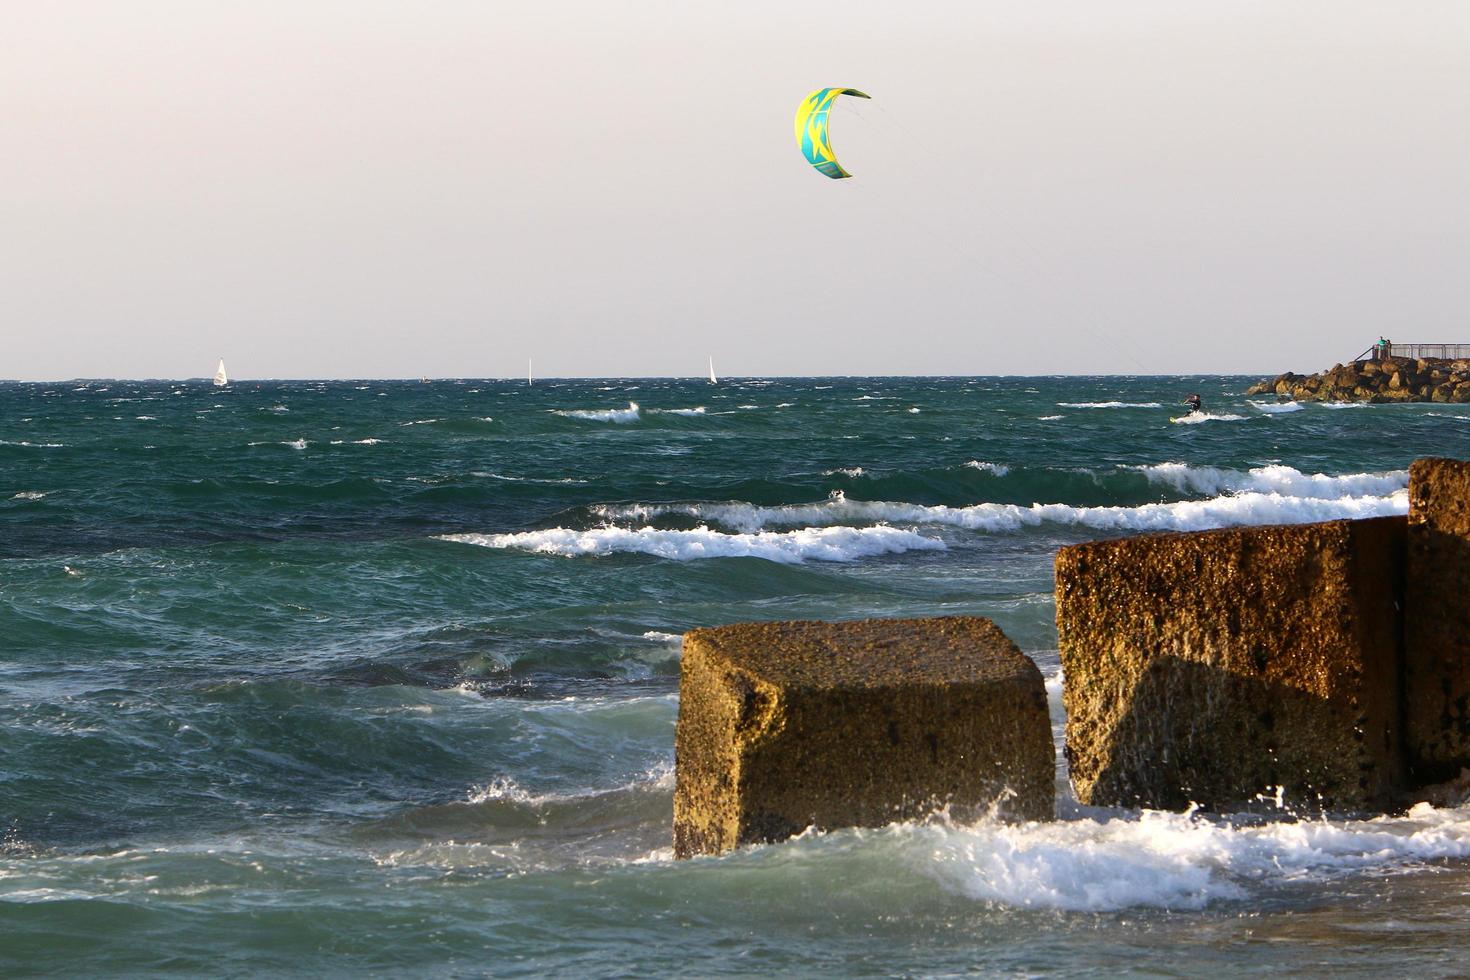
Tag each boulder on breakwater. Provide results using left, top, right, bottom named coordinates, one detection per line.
left=673, top=616, right=1054, bottom=858
left=1406, top=458, right=1470, bottom=781
left=1245, top=357, right=1470, bottom=403
left=1056, top=517, right=1407, bottom=812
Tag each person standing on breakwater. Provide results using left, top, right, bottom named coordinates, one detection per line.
left=1183, top=393, right=1202, bottom=414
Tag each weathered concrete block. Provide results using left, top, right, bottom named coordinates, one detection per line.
left=1056, top=517, right=1406, bottom=812
left=1406, top=458, right=1470, bottom=780
left=673, top=616, right=1054, bottom=858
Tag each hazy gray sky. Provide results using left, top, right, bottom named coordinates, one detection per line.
left=3, top=1, right=1467, bottom=379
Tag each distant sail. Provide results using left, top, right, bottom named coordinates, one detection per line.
left=213, top=358, right=228, bottom=386
left=528, top=357, right=533, bottom=386
left=708, top=356, right=717, bottom=385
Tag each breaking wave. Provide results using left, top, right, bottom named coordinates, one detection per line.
left=554, top=402, right=641, bottom=423
left=590, top=485, right=1406, bottom=536
left=1057, top=401, right=1163, bottom=409
left=437, top=524, right=945, bottom=563
left=1135, top=463, right=1407, bottom=499
left=908, top=801, right=1470, bottom=912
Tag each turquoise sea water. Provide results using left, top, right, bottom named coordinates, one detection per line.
left=4, top=376, right=1470, bottom=976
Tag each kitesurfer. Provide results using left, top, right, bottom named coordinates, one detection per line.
left=1183, top=393, right=1202, bottom=414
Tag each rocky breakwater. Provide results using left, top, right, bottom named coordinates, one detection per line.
left=1246, top=357, right=1470, bottom=403
left=673, top=616, right=1054, bottom=858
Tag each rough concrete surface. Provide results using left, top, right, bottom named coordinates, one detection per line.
left=1406, top=458, right=1470, bottom=781
left=673, top=616, right=1053, bottom=858
left=1056, top=517, right=1406, bottom=812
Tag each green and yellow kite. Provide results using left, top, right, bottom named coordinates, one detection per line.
left=794, top=87, right=870, bottom=179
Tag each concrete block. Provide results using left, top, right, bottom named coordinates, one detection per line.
left=1056, top=517, right=1406, bottom=812
left=1406, top=458, right=1470, bottom=780
left=673, top=616, right=1053, bottom=858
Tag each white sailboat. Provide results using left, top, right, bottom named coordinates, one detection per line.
left=213, top=358, right=229, bottom=386
left=708, top=356, right=717, bottom=385
left=528, top=357, right=533, bottom=387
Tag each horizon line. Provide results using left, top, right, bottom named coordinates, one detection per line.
left=0, top=371, right=1273, bottom=384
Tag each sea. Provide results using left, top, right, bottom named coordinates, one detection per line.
left=4, top=375, right=1470, bottom=976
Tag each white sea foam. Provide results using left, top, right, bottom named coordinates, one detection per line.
left=592, top=487, right=1407, bottom=536
left=1248, top=400, right=1304, bottom=414
left=642, top=630, right=684, bottom=644
left=466, top=776, right=551, bottom=806
left=0, top=440, right=64, bottom=448
left=1057, top=401, right=1163, bottom=409
left=266, top=404, right=289, bottom=413
left=554, top=401, right=640, bottom=423
left=438, top=524, right=946, bottom=563
left=353, top=438, right=385, bottom=445
left=135, top=415, right=156, bottom=421
left=465, top=761, right=676, bottom=811
left=1320, top=401, right=1368, bottom=410
left=399, top=418, right=441, bottom=426
left=1136, top=463, right=1407, bottom=499
left=1171, top=412, right=1247, bottom=424
left=964, top=461, right=1011, bottom=476
left=10, top=491, right=46, bottom=501
left=907, top=407, right=921, bottom=413
left=649, top=406, right=705, bottom=416
left=284, top=438, right=307, bottom=450
left=1037, top=414, right=1064, bottom=421
left=823, top=467, right=866, bottom=477
left=909, top=801, right=1470, bottom=912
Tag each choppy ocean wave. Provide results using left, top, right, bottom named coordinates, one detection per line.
left=894, top=800, right=1470, bottom=912
left=553, top=401, right=641, bottom=422
left=1057, top=401, right=1163, bottom=409
left=1248, top=400, right=1304, bottom=414
left=438, top=523, right=945, bottom=563
left=7, top=376, right=1470, bottom=976
left=1135, top=463, right=1407, bottom=499
left=589, top=479, right=1406, bottom=542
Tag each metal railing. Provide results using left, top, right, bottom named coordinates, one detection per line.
left=1387, top=344, right=1470, bottom=361
left=1353, top=343, right=1470, bottom=363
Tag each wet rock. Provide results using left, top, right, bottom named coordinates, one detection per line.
left=1405, top=459, right=1470, bottom=782
left=673, top=616, right=1054, bottom=858
left=1056, top=517, right=1406, bottom=812
left=1248, top=356, right=1470, bottom=403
